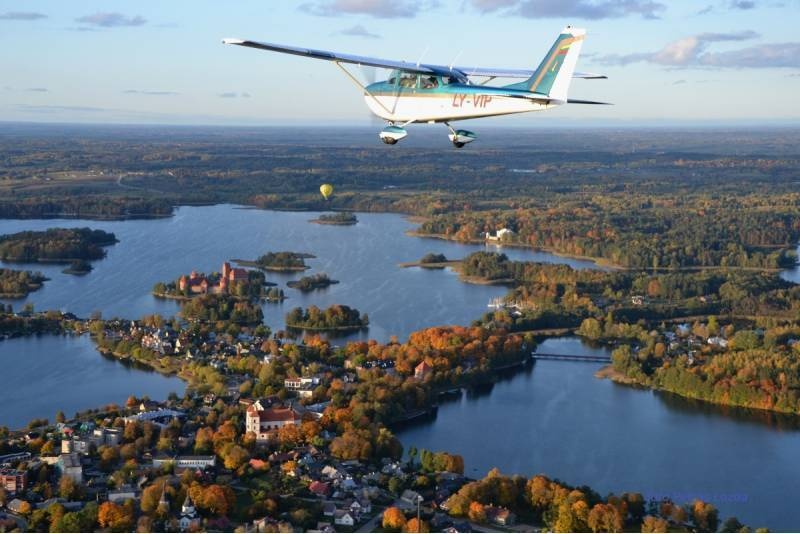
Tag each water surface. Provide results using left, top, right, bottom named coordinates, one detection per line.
left=0, top=335, right=184, bottom=429
left=396, top=337, right=800, bottom=531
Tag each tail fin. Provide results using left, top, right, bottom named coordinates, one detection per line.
left=522, top=27, right=585, bottom=101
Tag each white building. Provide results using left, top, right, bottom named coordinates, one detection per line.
left=246, top=400, right=304, bottom=443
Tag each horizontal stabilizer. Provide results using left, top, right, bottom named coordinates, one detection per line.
left=567, top=99, right=612, bottom=105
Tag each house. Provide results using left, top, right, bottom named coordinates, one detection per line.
left=6, top=498, right=27, bottom=514
left=345, top=497, right=372, bottom=515
left=0, top=468, right=27, bottom=493
left=485, top=506, right=516, bottom=526
left=179, top=494, right=201, bottom=532
left=108, top=485, right=138, bottom=503
left=309, top=480, right=332, bottom=498
left=153, top=455, right=216, bottom=470
left=57, top=452, right=83, bottom=483
left=334, top=510, right=355, bottom=527
left=322, top=502, right=337, bottom=517
left=401, top=489, right=423, bottom=506
left=485, top=228, right=514, bottom=241
left=415, top=361, right=433, bottom=380
left=246, top=402, right=303, bottom=443
left=707, top=336, right=729, bottom=348
left=311, top=522, right=337, bottom=533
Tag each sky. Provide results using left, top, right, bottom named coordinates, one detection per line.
left=1, top=0, right=799, bottom=126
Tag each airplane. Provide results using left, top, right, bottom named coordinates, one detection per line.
left=222, top=26, right=608, bottom=148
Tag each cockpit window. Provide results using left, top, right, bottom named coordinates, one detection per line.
left=420, top=76, right=439, bottom=90
left=399, top=72, right=418, bottom=88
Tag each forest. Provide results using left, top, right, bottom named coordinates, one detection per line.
left=311, top=212, right=358, bottom=225
left=286, top=273, right=339, bottom=292
left=0, top=228, right=117, bottom=263
left=250, top=252, right=311, bottom=271
left=285, top=305, right=368, bottom=330
left=0, top=268, right=48, bottom=297
left=181, top=294, right=264, bottom=326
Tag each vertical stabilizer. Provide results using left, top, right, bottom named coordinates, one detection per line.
left=520, top=27, right=586, bottom=101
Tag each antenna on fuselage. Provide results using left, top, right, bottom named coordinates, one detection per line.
left=416, top=45, right=430, bottom=68
left=448, top=50, right=463, bottom=71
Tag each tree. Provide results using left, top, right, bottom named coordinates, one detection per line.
left=56, top=411, right=66, bottom=424
left=641, top=515, right=669, bottom=532
left=691, top=500, right=719, bottom=532
left=98, top=501, right=134, bottom=532
left=468, top=501, right=487, bottom=523
left=59, top=475, right=79, bottom=500
left=221, top=443, right=250, bottom=471
left=404, top=518, right=430, bottom=533
left=587, top=503, right=623, bottom=533
left=382, top=507, right=406, bottom=530
left=17, top=499, right=32, bottom=516
left=202, top=484, right=235, bottom=517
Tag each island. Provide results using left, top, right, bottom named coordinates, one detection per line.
left=399, top=252, right=459, bottom=269
left=285, top=304, right=368, bottom=331
left=234, top=251, right=314, bottom=272
left=62, top=259, right=92, bottom=275
left=152, top=261, right=278, bottom=301
left=287, top=272, right=339, bottom=291
left=181, top=293, right=264, bottom=325
left=0, top=268, right=48, bottom=298
left=0, top=228, right=117, bottom=270
left=310, top=212, right=358, bottom=225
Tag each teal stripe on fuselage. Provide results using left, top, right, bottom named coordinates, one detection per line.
left=365, top=80, right=540, bottom=99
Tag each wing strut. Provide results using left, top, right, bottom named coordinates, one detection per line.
left=333, top=62, right=394, bottom=116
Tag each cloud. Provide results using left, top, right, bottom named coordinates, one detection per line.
left=470, top=0, right=666, bottom=19
left=339, top=24, right=381, bottom=38
left=0, top=11, right=47, bottom=20
left=218, top=92, right=251, bottom=98
left=672, top=79, right=687, bottom=84
left=594, top=31, right=773, bottom=67
left=75, top=12, right=146, bottom=27
left=698, top=43, right=800, bottom=68
left=300, top=0, right=435, bottom=18
left=26, top=87, right=48, bottom=92
left=124, top=89, right=180, bottom=96
left=729, top=0, right=756, bottom=8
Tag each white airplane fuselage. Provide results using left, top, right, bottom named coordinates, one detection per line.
left=363, top=91, right=555, bottom=123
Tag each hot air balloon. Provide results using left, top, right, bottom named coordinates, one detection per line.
left=320, top=183, right=333, bottom=200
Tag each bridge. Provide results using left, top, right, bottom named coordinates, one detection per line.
left=532, top=352, right=611, bottom=363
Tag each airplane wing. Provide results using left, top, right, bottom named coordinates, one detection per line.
left=453, top=66, right=607, bottom=79
left=223, top=38, right=607, bottom=79
left=222, top=38, right=438, bottom=75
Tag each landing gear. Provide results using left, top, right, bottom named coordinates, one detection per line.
left=379, top=125, right=408, bottom=145
left=445, top=123, right=477, bottom=148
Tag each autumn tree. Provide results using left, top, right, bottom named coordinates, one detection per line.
left=404, top=518, right=430, bottom=533
left=98, top=501, right=134, bottom=532
left=468, top=501, right=487, bottom=523
left=382, top=507, right=406, bottom=530
left=641, top=515, right=669, bottom=532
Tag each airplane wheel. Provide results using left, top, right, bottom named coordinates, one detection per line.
left=382, top=138, right=397, bottom=145
left=453, top=142, right=465, bottom=148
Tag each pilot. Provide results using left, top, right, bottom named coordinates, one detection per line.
left=421, top=76, right=438, bottom=89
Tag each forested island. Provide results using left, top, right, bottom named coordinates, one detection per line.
left=0, top=268, right=48, bottom=298
left=62, top=259, right=92, bottom=275
left=0, top=228, right=117, bottom=265
left=286, top=272, right=339, bottom=291
left=310, top=212, right=358, bottom=225
left=399, top=252, right=456, bottom=269
left=181, top=294, right=264, bottom=325
left=285, top=304, right=368, bottom=330
left=234, top=251, right=313, bottom=272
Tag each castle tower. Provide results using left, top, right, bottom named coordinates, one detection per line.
left=222, top=262, right=231, bottom=280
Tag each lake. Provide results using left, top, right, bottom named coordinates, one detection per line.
left=0, top=205, right=602, bottom=343
left=1, top=207, right=799, bottom=529
left=0, top=334, right=184, bottom=429
left=395, top=337, right=800, bottom=531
